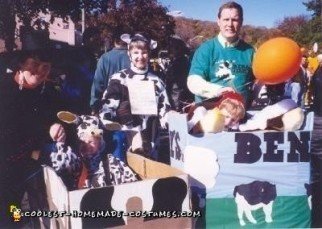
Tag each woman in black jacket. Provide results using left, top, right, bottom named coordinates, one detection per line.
left=0, top=51, right=66, bottom=227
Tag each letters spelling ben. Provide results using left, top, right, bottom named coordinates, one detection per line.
left=234, top=132, right=310, bottom=163
left=170, top=131, right=311, bottom=164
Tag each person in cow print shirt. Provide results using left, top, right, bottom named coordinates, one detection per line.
left=0, top=51, right=66, bottom=228
left=49, top=114, right=139, bottom=190
left=99, top=33, right=172, bottom=158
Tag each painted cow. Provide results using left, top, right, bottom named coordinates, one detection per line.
left=233, top=180, right=277, bottom=226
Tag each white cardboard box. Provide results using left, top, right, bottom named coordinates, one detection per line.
left=44, top=152, right=193, bottom=228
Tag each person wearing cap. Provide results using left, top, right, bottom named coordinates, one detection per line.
left=187, top=1, right=254, bottom=107
left=0, top=51, right=66, bottom=227
left=99, top=33, right=171, bottom=158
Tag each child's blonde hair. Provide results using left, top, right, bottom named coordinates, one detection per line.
left=129, top=40, right=150, bottom=51
left=218, top=98, right=245, bottom=122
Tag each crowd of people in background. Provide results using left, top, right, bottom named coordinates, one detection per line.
left=0, top=1, right=322, bottom=228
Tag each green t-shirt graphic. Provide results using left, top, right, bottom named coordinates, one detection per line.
left=189, top=37, right=255, bottom=104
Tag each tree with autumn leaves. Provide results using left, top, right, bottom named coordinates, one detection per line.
left=0, top=0, right=320, bottom=52
left=276, top=0, right=321, bottom=49
left=87, top=0, right=175, bottom=51
left=0, top=0, right=175, bottom=52
left=0, top=0, right=104, bottom=51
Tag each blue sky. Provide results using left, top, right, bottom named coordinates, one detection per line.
left=158, top=0, right=311, bottom=28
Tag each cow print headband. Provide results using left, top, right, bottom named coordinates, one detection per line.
left=120, top=33, right=157, bottom=50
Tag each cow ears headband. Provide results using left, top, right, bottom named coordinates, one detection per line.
left=120, top=33, right=157, bottom=50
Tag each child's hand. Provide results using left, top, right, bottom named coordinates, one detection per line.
left=49, top=123, right=66, bottom=142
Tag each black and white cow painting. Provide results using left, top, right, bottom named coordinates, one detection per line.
left=215, top=60, right=235, bottom=82
left=233, top=180, right=277, bottom=226
left=79, top=177, right=188, bottom=228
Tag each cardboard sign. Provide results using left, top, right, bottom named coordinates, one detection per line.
left=128, top=81, right=157, bottom=115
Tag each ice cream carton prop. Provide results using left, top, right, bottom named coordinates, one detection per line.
left=168, top=111, right=314, bottom=228
left=43, top=152, right=195, bottom=228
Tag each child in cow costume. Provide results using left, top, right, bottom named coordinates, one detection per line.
left=99, top=33, right=171, bottom=157
left=50, top=112, right=138, bottom=190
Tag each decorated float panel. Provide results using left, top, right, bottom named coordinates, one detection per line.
left=43, top=152, right=193, bottom=228
left=168, top=111, right=314, bottom=228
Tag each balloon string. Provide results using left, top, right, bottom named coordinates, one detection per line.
left=235, top=81, right=253, bottom=90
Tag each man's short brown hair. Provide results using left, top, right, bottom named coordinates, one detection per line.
left=217, top=1, right=243, bottom=22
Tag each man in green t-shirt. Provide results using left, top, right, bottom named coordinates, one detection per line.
left=188, top=1, right=255, bottom=107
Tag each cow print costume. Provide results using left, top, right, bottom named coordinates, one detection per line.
left=50, top=115, right=138, bottom=189
left=99, top=66, right=171, bottom=154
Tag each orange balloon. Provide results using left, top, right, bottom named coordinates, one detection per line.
left=253, top=37, right=302, bottom=85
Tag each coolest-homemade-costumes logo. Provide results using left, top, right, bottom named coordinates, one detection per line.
left=10, top=205, right=22, bottom=222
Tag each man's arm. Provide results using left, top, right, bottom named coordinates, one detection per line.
left=188, top=41, right=234, bottom=100
left=187, top=75, right=235, bottom=99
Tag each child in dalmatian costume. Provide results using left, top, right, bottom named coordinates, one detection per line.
left=50, top=112, right=138, bottom=189
left=99, top=33, right=172, bottom=157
